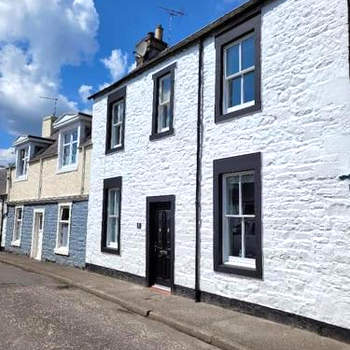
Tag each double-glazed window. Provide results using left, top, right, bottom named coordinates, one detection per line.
left=214, top=153, right=262, bottom=278
left=55, top=203, right=71, bottom=255
left=150, top=63, right=176, bottom=140
left=106, top=87, right=126, bottom=154
left=60, top=129, right=78, bottom=168
left=101, top=177, right=122, bottom=254
left=215, top=14, right=261, bottom=122
left=12, top=206, right=23, bottom=246
left=16, top=147, right=29, bottom=179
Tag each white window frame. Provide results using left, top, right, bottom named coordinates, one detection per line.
left=15, top=146, right=29, bottom=181
left=223, top=33, right=255, bottom=115
left=12, top=206, right=24, bottom=247
left=54, top=202, right=72, bottom=256
left=157, top=73, right=171, bottom=133
left=58, top=127, right=80, bottom=173
left=106, top=188, right=120, bottom=250
left=110, top=99, right=124, bottom=149
left=222, top=171, right=256, bottom=269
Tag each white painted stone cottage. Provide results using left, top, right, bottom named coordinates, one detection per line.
left=86, top=0, right=350, bottom=338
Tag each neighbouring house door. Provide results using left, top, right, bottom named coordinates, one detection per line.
left=147, top=197, right=174, bottom=289
left=31, top=211, right=44, bottom=261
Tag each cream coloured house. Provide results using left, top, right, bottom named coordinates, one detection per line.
left=4, top=113, right=92, bottom=267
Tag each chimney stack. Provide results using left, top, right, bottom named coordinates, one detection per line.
left=42, top=115, right=57, bottom=138
left=135, top=25, right=168, bottom=67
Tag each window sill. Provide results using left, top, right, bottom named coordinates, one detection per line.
left=225, top=257, right=256, bottom=269
left=215, top=103, right=261, bottom=124
left=54, top=247, right=69, bottom=256
left=149, top=128, right=174, bottom=141
left=14, top=176, right=28, bottom=183
left=214, top=262, right=261, bottom=279
left=105, top=144, right=124, bottom=155
left=11, top=240, right=21, bottom=247
left=101, top=246, right=120, bottom=255
left=56, top=165, right=78, bottom=174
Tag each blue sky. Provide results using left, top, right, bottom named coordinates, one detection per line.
left=0, top=0, right=246, bottom=164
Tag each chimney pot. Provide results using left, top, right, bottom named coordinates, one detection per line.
left=155, top=25, right=164, bottom=41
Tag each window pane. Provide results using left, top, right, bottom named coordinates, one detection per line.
left=242, top=36, right=255, bottom=70
left=118, top=101, right=124, bottom=122
left=227, top=217, right=242, bottom=257
left=160, top=75, right=171, bottom=103
left=107, top=217, right=117, bottom=244
left=63, top=145, right=70, bottom=165
left=108, top=190, right=116, bottom=215
left=64, top=133, right=70, bottom=144
left=72, top=130, right=78, bottom=142
left=61, top=207, right=70, bottom=221
left=158, top=104, right=170, bottom=131
left=226, top=44, right=239, bottom=76
left=113, top=103, right=119, bottom=124
left=228, top=77, right=241, bottom=107
left=242, top=173, right=255, bottom=215
left=244, top=219, right=256, bottom=259
left=226, top=176, right=239, bottom=215
left=71, top=143, right=77, bottom=164
left=17, top=208, right=22, bottom=220
left=243, top=71, right=255, bottom=103
left=60, top=223, right=69, bottom=247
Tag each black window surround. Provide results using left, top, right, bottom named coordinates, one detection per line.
left=150, top=63, right=176, bottom=141
left=105, top=87, right=126, bottom=154
left=101, top=176, right=122, bottom=255
left=213, top=152, right=262, bottom=279
left=215, top=14, right=261, bottom=123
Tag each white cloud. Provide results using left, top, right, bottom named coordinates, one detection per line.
left=0, top=148, right=15, bottom=167
left=79, top=84, right=93, bottom=102
left=0, top=0, right=99, bottom=136
left=101, top=49, right=128, bottom=81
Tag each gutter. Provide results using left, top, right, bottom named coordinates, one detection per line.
left=195, top=39, right=204, bottom=302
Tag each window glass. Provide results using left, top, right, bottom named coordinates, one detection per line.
left=226, top=176, right=239, bottom=215
left=107, top=188, right=120, bottom=248
left=228, top=77, right=241, bottom=107
left=243, top=72, right=255, bottom=103
left=242, top=173, right=255, bottom=215
left=241, top=36, right=255, bottom=70
left=244, top=219, right=256, bottom=259
left=226, top=44, right=239, bottom=76
left=228, top=217, right=242, bottom=257
left=111, top=100, right=124, bottom=148
left=160, top=75, right=171, bottom=103
left=61, top=207, right=70, bottom=221
left=57, top=205, right=70, bottom=250
left=157, top=73, right=172, bottom=133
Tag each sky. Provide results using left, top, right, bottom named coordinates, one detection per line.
left=0, top=0, right=247, bottom=165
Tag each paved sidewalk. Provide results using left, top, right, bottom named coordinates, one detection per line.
left=0, top=252, right=348, bottom=350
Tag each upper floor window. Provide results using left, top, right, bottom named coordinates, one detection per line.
left=101, top=176, right=122, bottom=254
left=106, top=87, right=126, bottom=154
left=213, top=152, right=262, bottom=279
left=59, top=128, right=78, bottom=170
left=16, top=147, right=29, bottom=179
left=215, top=15, right=261, bottom=123
left=150, top=63, right=176, bottom=140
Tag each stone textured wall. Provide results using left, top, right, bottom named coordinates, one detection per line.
left=87, top=0, right=350, bottom=329
left=200, top=0, right=350, bottom=329
left=86, top=45, right=200, bottom=288
left=5, top=201, right=87, bottom=267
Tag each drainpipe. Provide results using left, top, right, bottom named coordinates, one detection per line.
left=195, top=39, right=204, bottom=302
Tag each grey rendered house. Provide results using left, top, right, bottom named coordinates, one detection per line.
left=4, top=113, right=92, bottom=267
left=86, top=0, right=350, bottom=339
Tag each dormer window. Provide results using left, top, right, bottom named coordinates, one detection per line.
left=60, top=128, right=78, bottom=169
left=16, top=147, right=29, bottom=179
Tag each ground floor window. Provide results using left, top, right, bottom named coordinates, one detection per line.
left=214, top=153, right=262, bottom=278
left=55, top=203, right=72, bottom=256
left=12, top=206, right=23, bottom=246
left=101, top=176, right=122, bottom=254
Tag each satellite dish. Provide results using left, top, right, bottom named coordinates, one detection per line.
left=136, top=40, right=148, bottom=57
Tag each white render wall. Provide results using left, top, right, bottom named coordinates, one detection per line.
left=87, top=0, right=350, bottom=329
left=86, top=45, right=200, bottom=289
left=200, top=0, right=350, bottom=329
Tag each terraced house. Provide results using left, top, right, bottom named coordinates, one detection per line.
left=4, top=113, right=92, bottom=267
left=86, top=0, right=350, bottom=337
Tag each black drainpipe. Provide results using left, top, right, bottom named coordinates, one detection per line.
left=195, top=39, right=204, bottom=302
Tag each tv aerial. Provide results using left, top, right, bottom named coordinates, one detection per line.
left=40, top=96, right=58, bottom=116
left=159, top=6, right=185, bottom=43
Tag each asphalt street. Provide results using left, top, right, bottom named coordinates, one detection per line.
left=0, top=262, right=216, bottom=350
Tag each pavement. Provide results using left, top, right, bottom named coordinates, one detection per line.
left=0, top=251, right=349, bottom=350
left=0, top=262, right=216, bottom=350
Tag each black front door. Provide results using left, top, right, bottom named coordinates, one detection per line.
left=148, top=201, right=173, bottom=288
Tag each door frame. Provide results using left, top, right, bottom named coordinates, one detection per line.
left=146, top=195, right=175, bottom=291
left=31, top=208, right=45, bottom=260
